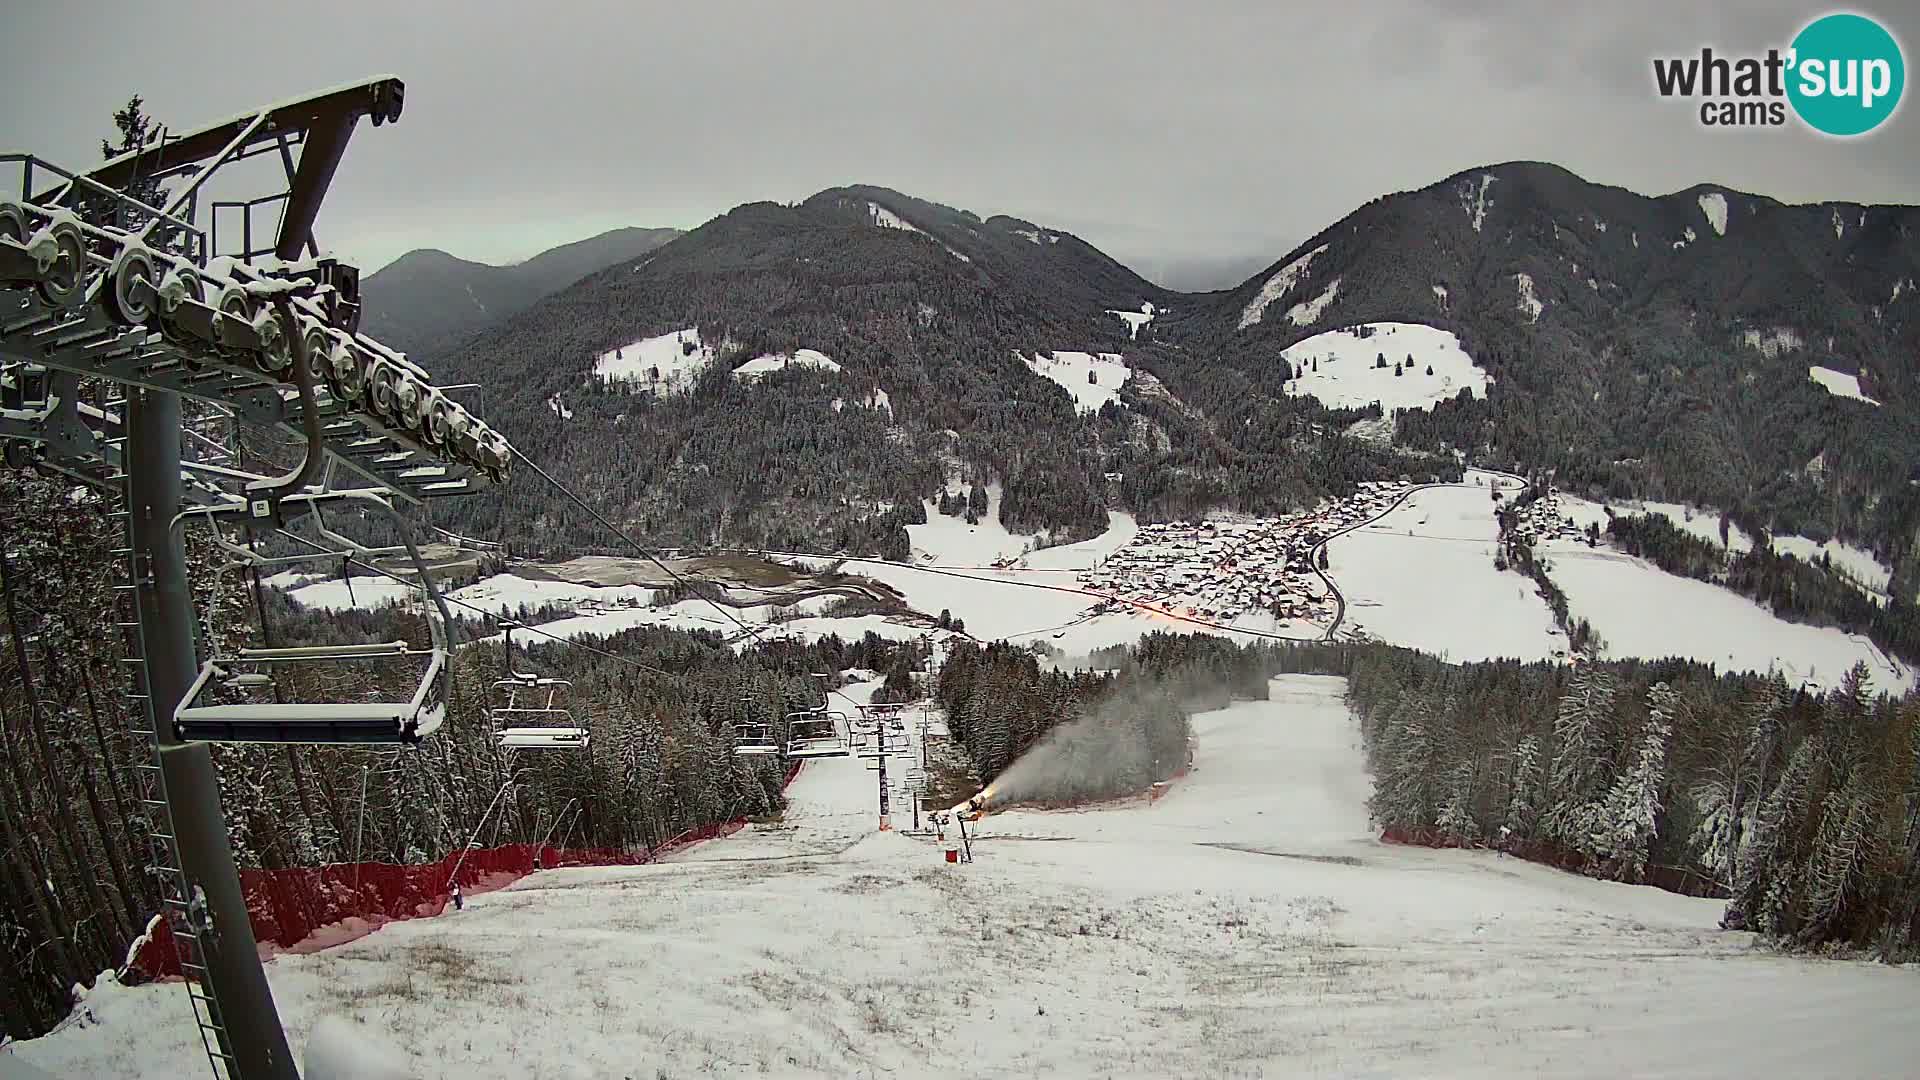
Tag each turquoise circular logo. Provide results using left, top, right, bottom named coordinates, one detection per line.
left=1787, top=13, right=1905, bottom=136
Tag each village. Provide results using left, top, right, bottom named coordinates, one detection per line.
left=1073, top=479, right=1421, bottom=625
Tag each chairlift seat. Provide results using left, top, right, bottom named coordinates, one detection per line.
left=497, top=727, right=590, bottom=750
left=176, top=699, right=445, bottom=745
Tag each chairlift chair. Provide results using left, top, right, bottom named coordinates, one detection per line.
left=731, top=695, right=781, bottom=757
left=173, top=491, right=457, bottom=746
left=489, top=655, right=590, bottom=751
left=784, top=710, right=850, bottom=758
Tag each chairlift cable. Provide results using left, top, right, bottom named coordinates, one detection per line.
left=506, top=447, right=870, bottom=709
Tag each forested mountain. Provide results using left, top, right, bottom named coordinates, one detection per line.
left=419, top=185, right=1453, bottom=556
left=360, top=226, right=683, bottom=355
left=412, top=169, right=1917, bottom=572
left=1164, top=161, right=1920, bottom=583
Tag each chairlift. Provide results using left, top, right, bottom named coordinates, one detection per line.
left=173, top=490, right=457, bottom=745
left=489, top=632, right=590, bottom=751
left=731, top=695, right=781, bottom=757
left=785, top=710, right=850, bottom=758
left=782, top=672, right=850, bottom=758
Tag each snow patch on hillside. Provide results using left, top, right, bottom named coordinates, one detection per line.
left=1772, top=535, right=1893, bottom=597
left=1239, top=244, right=1328, bottom=329
left=831, top=388, right=893, bottom=416
left=1107, top=302, right=1156, bottom=339
left=868, top=202, right=921, bottom=233
left=732, top=349, right=842, bottom=379
left=593, top=328, right=713, bottom=393
left=1832, top=208, right=1846, bottom=239
left=1741, top=327, right=1803, bottom=357
left=1593, top=217, right=1608, bottom=233
left=907, top=481, right=1040, bottom=565
left=1022, top=350, right=1131, bottom=413
left=1280, top=323, right=1490, bottom=412
left=1515, top=273, right=1543, bottom=322
left=1286, top=278, right=1340, bottom=326
left=1698, top=192, right=1728, bottom=236
left=545, top=393, right=573, bottom=420
left=1808, top=366, right=1880, bottom=406
left=1460, top=172, right=1495, bottom=232
left=1431, top=284, right=1448, bottom=310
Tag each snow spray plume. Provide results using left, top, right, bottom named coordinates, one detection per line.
left=976, top=677, right=1200, bottom=809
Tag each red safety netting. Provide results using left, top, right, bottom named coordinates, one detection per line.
left=132, top=759, right=806, bottom=980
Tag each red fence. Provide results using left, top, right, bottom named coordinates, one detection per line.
left=133, top=760, right=806, bottom=980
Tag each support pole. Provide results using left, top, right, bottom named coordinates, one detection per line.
left=127, top=387, right=297, bottom=1079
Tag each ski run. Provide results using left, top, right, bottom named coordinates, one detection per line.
left=13, top=674, right=1917, bottom=1078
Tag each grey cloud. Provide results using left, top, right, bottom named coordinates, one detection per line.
left=2, top=1, right=1913, bottom=284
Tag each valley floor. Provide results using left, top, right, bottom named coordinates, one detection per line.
left=10, top=677, right=1918, bottom=1079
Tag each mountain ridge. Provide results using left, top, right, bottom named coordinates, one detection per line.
left=359, top=225, right=684, bottom=356
left=416, top=169, right=1919, bottom=592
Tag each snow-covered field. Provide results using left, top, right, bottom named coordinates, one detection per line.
left=731, top=348, right=842, bottom=379
left=906, top=481, right=1039, bottom=565
left=1020, top=350, right=1130, bottom=413
left=1808, top=365, right=1880, bottom=406
left=1327, top=483, right=1565, bottom=662
left=1105, top=301, right=1156, bottom=339
left=19, top=675, right=1917, bottom=1080
left=591, top=327, right=713, bottom=392
left=1543, top=546, right=1912, bottom=692
left=1771, top=534, right=1894, bottom=598
left=1281, top=322, right=1491, bottom=412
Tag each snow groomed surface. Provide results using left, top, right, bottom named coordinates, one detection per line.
left=14, top=675, right=1918, bottom=1078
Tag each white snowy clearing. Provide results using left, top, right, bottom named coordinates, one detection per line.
left=1280, top=322, right=1491, bottom=412
left=1327, top=482, right=1565, bottom=662
left=1238, top=243, right=1327, bottom=329
left=1285, top=277, right=1340, bottom=326
left=1699, top=192, right=1729, bottom=236
left=1105, top=301, right=1156, bottom=339
left=1771, top=534, right=1895, bottom=598
left=1460, top=171, right=1495, bottom=232
left=906, top=481, right=1038, bottom=566
left=1741, top=326, right=1803, bottom=357
left=1544, top=547, right=1913, bottom=692
left=1020, top=350, right=1130, bottom=413
left=867, top=201, right=920, bottom=233
left=591, top=327, right=713, bottom=393
left=288, top=572, right=656, bottom=616
left=830, top=387, right=892, bottom=416
left=19, top=674, right=1918, bottom=1080
left=1515, top=271, right=1543, bottom=321
left=1808, top=365, right=1881, bottom=406
left=731, top=348, right=843, bottom=379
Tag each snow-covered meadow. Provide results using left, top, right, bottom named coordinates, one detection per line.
left=1281, top=322, right=1491, bottom=412
left=1327, top=483, right=1564, bottom=662
left=16, top=675, right=1917, bottom=1080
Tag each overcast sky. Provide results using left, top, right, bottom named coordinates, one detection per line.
left=3, top=1, right=1914, bottom=287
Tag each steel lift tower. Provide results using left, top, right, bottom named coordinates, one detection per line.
left=0, top=78, right=515, bottom=1079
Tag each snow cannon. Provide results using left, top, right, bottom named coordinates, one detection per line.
left=950, top=792, right=989, bottom=821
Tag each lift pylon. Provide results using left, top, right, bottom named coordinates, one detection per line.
left=0, top=79, right=516, bottom=1080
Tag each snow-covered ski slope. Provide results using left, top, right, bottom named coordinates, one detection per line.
left=15, top=675, right=1917, bottom=1079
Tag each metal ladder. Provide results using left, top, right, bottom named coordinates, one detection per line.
left=110, top=508, right=238, bottom=1080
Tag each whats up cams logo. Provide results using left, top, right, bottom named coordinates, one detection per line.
left=1654, top=11, right=1906, bottom=135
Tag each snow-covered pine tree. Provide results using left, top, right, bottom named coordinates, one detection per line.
left=1601, top=680, right=1676, bottom=879
left=1542, top=665, right=1617, bottom=855
left=1504, top=733, right=1544, bottom=841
